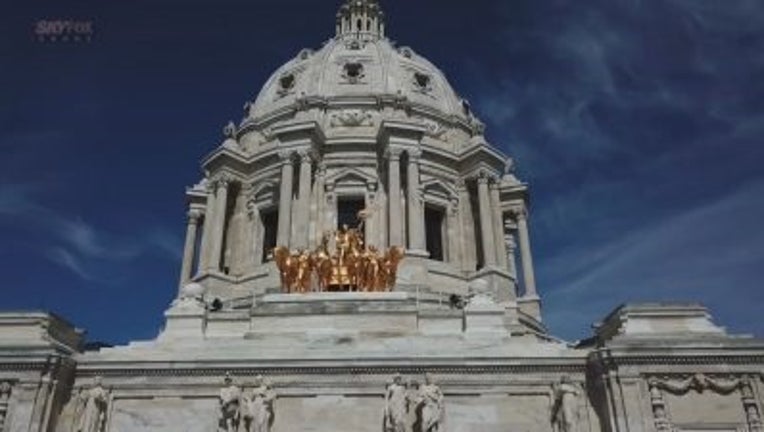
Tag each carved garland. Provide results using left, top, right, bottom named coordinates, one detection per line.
left=647, top=374, right=763, bottom=432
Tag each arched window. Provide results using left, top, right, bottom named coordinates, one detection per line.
left=357, top=19, right=362, bottom=32
left=367, top=19, right=371, bottom=31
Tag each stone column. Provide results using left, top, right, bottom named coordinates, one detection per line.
left=490, top=183, right=509, bottom=270
left=247, top=200, right=261, bottom=268
left=198, top=184, right=216, bottom=272
left=406, top=149, right=426, bottom=252
left=447, top=198, right=461, bottom=265
left=504, top=223, right=518, bottom=280
left=294, top=150, right=313, bottom=249
left=515, top=208, right=538, bottom=297
left=276, top=152, right=294, bottom=247
left=365, top=182, right=377, bottom=248
left=208, top=177, right=230, bottom=272
left=457, top=179, right=476, bottom=272
left=313, top=163, right=326, bottom=247
left=179, top=209, right=202, bottom=290
left=386, top=147, right=403, bottom=247
left=477, top=174, right=497, bottom=267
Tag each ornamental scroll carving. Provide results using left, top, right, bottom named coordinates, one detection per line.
left=647, top=374, right=763, bottom=432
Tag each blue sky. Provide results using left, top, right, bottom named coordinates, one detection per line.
left=1, top=0, right=762, bottom=344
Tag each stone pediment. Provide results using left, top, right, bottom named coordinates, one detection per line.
left=325, top=166, right=376, bottom=188
left=421, top=178, right=457, bottom=202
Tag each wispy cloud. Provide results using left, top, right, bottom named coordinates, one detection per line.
left=0, top=182, right=180, bottom=282
left=45, top=247, right=96, bottom=282
left=541, top=180, right=764, bottom=337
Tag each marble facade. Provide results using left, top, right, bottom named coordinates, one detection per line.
left=1, top=1, right=762, bottom=431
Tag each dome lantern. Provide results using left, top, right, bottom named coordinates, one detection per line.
left=336, top=0, right=385, bottom=41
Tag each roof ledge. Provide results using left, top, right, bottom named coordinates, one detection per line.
left=594, top=302, right=728, bottom=342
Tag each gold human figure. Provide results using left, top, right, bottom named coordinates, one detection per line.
left=295, top=249, right=313, bottom=293
left=345, top=228, right=364, bottom=290
left=362, top=246, right=381, bottom=292
left=314, top=233, right=333, bottom=292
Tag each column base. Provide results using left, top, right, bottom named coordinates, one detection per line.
left=405, top=249, right=430, bottom=258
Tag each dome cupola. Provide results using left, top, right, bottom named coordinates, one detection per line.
left=336, top=0, right=385, bottom=41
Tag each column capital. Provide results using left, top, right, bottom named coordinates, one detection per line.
left=367, top=181, right=378, bottom=192
left=187, top=209, right=203, bottom=223
left=297, top=148, right=316, bottom=163
left=277, top=149, right=294, bottom=163
left=449, top=197, right=460, bottom=215
left=384, top=146, right=404, bottom=161
left=477, top=169, right=498, bottom=185
left=455, top=178, right=468, bottom=191
left=509, top=206, right=528, bottom=220
left=212, top=175, right=232, bottom=189
left=407, top=147, right=423, bottom=160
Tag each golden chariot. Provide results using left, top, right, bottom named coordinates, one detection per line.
left=273, top=216, right=405, bottom=294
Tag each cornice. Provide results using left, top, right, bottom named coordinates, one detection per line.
left=75, top=361, right=589, bottom=378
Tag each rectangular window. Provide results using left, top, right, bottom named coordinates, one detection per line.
left=337, top=197, right=366, bottom=230
left=261, top=209, right=278, bottom=262
left=425, top=206, right=445, bottom=261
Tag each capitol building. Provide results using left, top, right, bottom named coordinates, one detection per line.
left=1, top=1, right=763, bottom=432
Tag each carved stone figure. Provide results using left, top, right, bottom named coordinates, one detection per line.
left=75, top=377, right=109, bottom=432
left=417, top=374, right=445, bottom=432
left=241, top=375, right=276, bottom=432
left=383, top=374, right=408, bottom=432
left=551, top=376, right=580, bottom=432
left=218, top=375, right=241, bottom=432
left=0, top=381, right=11, bottom=430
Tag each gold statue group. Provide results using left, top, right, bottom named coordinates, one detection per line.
left=273, top=224, right=405, bottom=293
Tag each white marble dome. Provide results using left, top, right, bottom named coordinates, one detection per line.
left=247, top=37, right=470, bottom=122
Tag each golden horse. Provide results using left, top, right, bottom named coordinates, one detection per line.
left=273, top=246, right=297, bottom=293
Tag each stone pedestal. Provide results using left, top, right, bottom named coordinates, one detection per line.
left=464, top=294, right=508, bottom=337
left=469, top=266, right=515, bottom=304
left=161, top=300, right=207, bottom=340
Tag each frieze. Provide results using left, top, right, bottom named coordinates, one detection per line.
left=600, top=354, right=764, bottom=367
left=645, top=373, right=763, bottom=432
